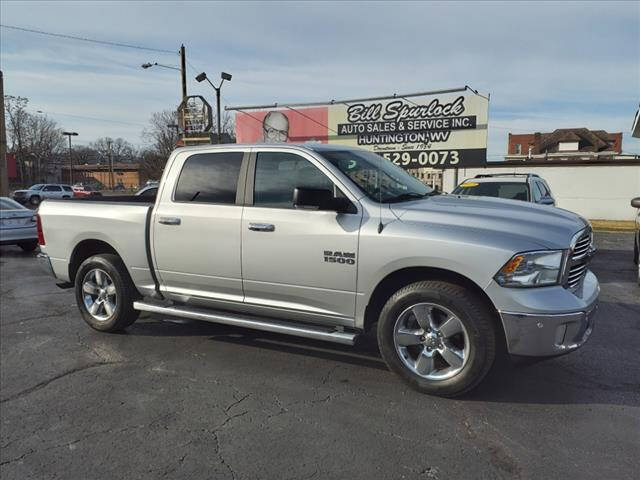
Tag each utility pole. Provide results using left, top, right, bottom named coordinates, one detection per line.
left=180, top=44, right=187, bottom=101
left=0, top=71, right=8, bottom=196
left=62, top=131, right=78, bottom=185
left=107, top=139, right=114, bottom=190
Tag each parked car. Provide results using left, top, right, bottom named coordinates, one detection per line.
left=73, top=185, right=103, bottom=198
left=452, top=173, right=556, bottom=206
left=632, top=197, right=640, bottom=285
left=36, top=144, right=598, bottom=397
left=13, top=183, right=74, bottom=206
left=0, top=197, right=38, bottom=251
left=135, top=185, right=158, bottom=198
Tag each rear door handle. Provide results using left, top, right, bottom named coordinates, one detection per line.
left=248, top=223, right=275, bottom=232
left=158, top=217, right=181, bottom=225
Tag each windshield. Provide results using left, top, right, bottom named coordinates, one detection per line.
left=29, top=184, right=44, bottom=191
left=0, top=198, right=26, bottom=210
left=318, top=149, right=433, bottom=203
left=453, top=181, right=529, bottom=201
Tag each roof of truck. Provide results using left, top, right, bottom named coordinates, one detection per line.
left=172, top=143, right=363, bottom=154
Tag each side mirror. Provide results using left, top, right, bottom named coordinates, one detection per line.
left=631, top=197, right=640, bottom=209
left=293, top=187, right=355, bottom=214
left=539, top=196, right=555, bottom=206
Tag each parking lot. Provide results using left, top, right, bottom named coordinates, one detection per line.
left=0, top=232, right=638, bottom=479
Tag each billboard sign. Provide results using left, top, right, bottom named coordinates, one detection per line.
left=230, top=87, right=488, bottom=169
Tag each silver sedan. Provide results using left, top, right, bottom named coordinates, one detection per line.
left=0, top=197, right=38, bottom=252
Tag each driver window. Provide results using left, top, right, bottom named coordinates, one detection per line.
left=254, top=152, right=343, bottom=209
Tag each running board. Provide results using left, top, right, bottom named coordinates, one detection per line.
left=133, top=301, right=358, bottom=345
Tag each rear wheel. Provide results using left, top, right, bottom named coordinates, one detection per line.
left=29, top=195, right=41, bottom=206
left=18, top=240, right=38, bottom=252
left=377, top=280, right=498, bottom=397
left=74, top=254, right=140, bottom=332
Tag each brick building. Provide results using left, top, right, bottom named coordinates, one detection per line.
left=508, top=128, right=622, bottom=156
left=61, top=163, right=141, bottom=190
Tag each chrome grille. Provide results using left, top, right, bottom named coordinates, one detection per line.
left=564, top=229, right=593, bottom=290
left=572, top=232, right=592, bottom=260
left=567, top=263, right=587, bottom=289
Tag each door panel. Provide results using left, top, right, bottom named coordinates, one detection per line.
left=152, top=150, right=246, bottom=304
left=242, top=208, right=360, bottom=320
left=153, top=202, right=243, bottom=301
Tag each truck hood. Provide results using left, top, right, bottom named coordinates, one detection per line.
left=390, top=194, right=588, bottom=250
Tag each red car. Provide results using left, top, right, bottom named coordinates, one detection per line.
left=72, top=185, right=103, bottom=198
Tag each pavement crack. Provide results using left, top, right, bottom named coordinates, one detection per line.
left=0, top=448, right=34, bottom=466
left=0, top=361, right=122, bottom=404
left=224, top=392, right=251, bottom=413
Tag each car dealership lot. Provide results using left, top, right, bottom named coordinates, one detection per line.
left=1, top=232, right=638, bottom=480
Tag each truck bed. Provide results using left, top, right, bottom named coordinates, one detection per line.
left=38, top=199, right=156, bottom=293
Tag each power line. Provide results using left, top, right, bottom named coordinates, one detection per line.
left=0, top=24, right=176, bottom=54
left=30, top=109, right=146, bottom=128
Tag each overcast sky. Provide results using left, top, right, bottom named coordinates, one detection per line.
left=1, top=0, right=639, bottom=157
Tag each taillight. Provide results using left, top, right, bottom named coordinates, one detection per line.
left=36, top=214, right=45, bottom=245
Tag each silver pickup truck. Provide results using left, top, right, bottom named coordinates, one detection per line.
left=37, top=144, right=599, bottom=397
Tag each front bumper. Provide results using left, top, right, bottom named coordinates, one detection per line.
left=488, top=270, right=599, bottom=356
left=500, top=303, right=597, bottom=356
left=37, top=253, right=56, bottom=278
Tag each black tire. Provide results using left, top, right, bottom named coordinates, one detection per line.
left=377, top=280, right=498, bottom=397
left=29, top=195, right=41, bottom=206
left=74, top=253, right=140, bottom=332
left=18, top=240, right=38, bottom=252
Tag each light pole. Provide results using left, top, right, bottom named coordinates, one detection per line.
left=195, top=71, right=232, bottom=144
left=141, top=44, right=187, bottom=102
left=62, top=131, right=78, bottom=185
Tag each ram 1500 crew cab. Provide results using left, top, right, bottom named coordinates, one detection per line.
left=37, top=144, right=599, bottom=396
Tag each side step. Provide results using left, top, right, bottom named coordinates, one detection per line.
left=133, top=301, right=359, bottom=346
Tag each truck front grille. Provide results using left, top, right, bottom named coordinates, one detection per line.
left=564, top=229, right=593, bottom=291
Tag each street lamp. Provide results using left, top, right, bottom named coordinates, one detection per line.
left=195, top=71, right=232, bottom=144
left=62, top=131, right=78, bottom=185
left=141, top=62, right=180, bottom=71
left=142, top=45, right=188, bottom=102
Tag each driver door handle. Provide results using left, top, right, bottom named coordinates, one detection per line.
left=158, top=217, right=181, bottom=225
left=248, top=223, right=275, bottom=232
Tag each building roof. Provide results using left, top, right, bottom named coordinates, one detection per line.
left=500, top=153, right=639, bottom=166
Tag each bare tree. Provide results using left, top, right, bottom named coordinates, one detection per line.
left=4, top=95, right=65, bottom=185
left=90, top=137, right=136, bottom=164
left=142, top=109, right=179, bottom=159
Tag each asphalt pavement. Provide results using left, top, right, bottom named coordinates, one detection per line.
left=1, top=232, right=639, bottom=479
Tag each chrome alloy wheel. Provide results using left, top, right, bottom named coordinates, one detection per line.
left=82, top=268, right=117, bottom=322
left=393, top=303, right=470, bottom=380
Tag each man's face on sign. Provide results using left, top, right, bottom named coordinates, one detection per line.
left=263, top=111, right=289, bottom=143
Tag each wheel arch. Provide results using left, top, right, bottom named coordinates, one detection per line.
left=68, top=239, right=120, bottom=284
left=364, top=266, right=504, bottom=343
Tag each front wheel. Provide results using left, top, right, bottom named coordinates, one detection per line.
left=29, top=195, right=41, bottom=206
left=74, top=254, right=140, bottom=332
left=377, top=280, right=498, bottom=397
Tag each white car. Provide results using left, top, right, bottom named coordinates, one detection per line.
left=13, top=183, right=74, bottom=206
left=452, top=173, right=556, bottom=206
left=0, top=197, right=38, bottom=251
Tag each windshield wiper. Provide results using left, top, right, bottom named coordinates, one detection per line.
left=385, top=192, right=430, bottom=203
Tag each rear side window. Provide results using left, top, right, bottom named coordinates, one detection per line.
left=62, top=186, right=73, bottom=192
left=254, top=152, right=336, bottom=209
left=43, top=185, right=62, bottom=192
left=174, top=152, right=244, bottom=204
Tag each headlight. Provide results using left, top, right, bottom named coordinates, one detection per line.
left=495, top=250, right=564, bottom=287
